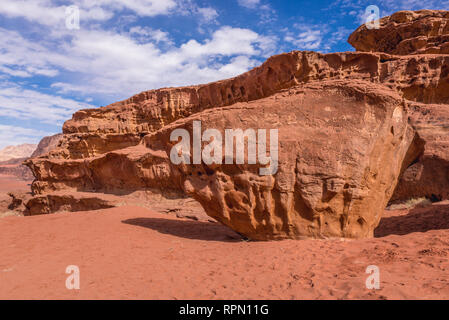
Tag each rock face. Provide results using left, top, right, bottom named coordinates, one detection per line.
left=390, top=102, right=449, bottom=202
left=349, top=10, right=449, bottom=55
left=30, top=134, right=63, bottom=158
left=348, top=10, right=449, bottom=203
left=146, top=80, right=419, bottom=239
left=24, top=10, right=449, bottom=239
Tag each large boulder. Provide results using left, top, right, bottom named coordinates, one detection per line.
left=145, top=80, right=420, bottom=239
left=26, top=50, right=448, bottom=198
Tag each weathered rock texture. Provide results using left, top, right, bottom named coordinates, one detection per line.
left=349, top=10, right=449, bottom=55
left=24, top=10, right=449, bottom=239
left=348, top=10, right=449, bottom=203
left=390, top=102, right=449, bottom=202
left=145, top=80, right=419, bottom=239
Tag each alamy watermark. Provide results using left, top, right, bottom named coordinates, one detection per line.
left=65, top=5, right=80, bottom=30
left=365, top=5, right=380, bottom=30
left=365, top=265, right=380, bottom=290
left=65, top=265, right=80, bottom=290
left=169, top=120, right=279, bottom=176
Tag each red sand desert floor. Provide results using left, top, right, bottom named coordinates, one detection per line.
left=1, top=199, right=449, bottom=299
left=0, top=174, right=31, bottom=192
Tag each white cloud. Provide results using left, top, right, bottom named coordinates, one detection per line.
left=285, top=24, right=324, bottom=50
left=80, top=0, right=178, bottom=17
left=0, top=28, right=64, bottom=78
left=0, top=0, right=113, bottom=26
left=129, top=26, right=173, bottom=44
left=179, top=26, right=273, bottom=58
left=0, top=0, right=66, bottom=26
left=2, top=26, right=276, bottom=98
left=197, top=7, right=219, bottom=23
left=238, top=0, right=261, bottom=9
left=0, top=124, right=52, bottom=149
left=332, top=0, right=449, bottom=25
left=0, top=83, right=94, bottom=124
left=0, top=0, right=277, bottom=146
left=328, top=27, right=352, bottom=48
left=0, top=0, right=178, bottom=27
left=217, top=56, right=260, bottom=75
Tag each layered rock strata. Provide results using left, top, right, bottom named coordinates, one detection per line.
left=24, top=10, right=449, bottom=239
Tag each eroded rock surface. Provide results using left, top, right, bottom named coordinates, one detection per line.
left=24, top=10, right=449, bottom=239
left=349, top=10, right=449, bottom=55
left=348, top=9, right=449, bottom=202
left=391, top=102, right=449, bottom=202
left=146, top=80, right=419, bottom=239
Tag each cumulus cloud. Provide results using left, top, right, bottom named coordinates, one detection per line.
left=0, top=0, right=279, bottom=147
left=1, top=25, right=275, bottom=99
left=0, top=28, right=64, bottom=78
left=94, top=0, right=177, bottom=17
left=179, top=26, right=274, bottom=58
left=0, top=0, right=111, bottom=26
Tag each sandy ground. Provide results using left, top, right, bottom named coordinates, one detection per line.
left=0, top=175, right=448, bottom=300
left=0, top=174, right=31, bottom=192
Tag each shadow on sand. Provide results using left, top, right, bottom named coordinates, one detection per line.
left=375, top=203, right=449, bottom=237
left=122, top=217, right=243, bottom=242
left=124, top=203, right=449, bottom=240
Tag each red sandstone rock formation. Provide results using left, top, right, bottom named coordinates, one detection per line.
left=349, top=10, right=449, bottom=55
left=348, top=10, right=449, bottom=203
left=146, top=80, right=419, bottom=239
left=24, top=10, right=449, bottom=240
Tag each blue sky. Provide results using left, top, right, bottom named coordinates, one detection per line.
left=0, top=0, right=448, bottom=148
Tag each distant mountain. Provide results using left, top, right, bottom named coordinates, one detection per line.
left=0, top=143, right=37, bottom=162
left=30, top=134, right=63, bottom=158
left=0, top=135, right=63, bottom=180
